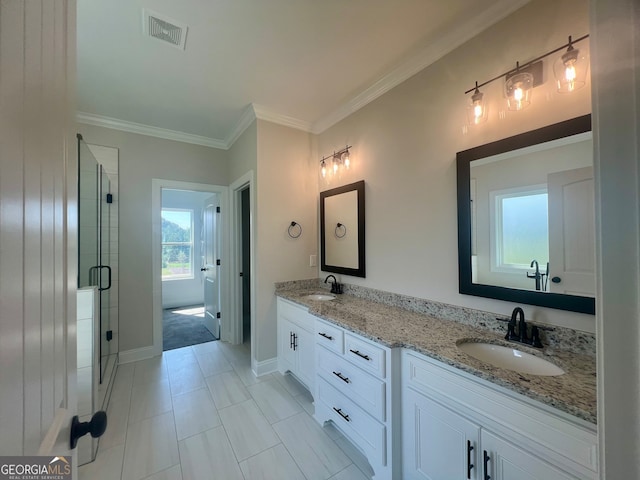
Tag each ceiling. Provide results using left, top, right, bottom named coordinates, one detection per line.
left=77, top=0, right=530, bottom=149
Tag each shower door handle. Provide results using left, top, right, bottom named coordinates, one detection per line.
left=98, top=265, right=111, bottom=291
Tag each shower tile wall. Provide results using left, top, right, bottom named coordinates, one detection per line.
left=88, top=144, right=120, bottom=355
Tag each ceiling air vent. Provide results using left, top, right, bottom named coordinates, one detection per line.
left=142, top=9, right=188, bottom=50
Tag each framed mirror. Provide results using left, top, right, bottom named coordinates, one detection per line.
left=457, top=115, right=595, bottom=314
left=320, top=180, right=366, bottom=277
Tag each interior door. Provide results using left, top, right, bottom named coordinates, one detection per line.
left=547, top=167, right=595, bottom=296
left=0, top=0, right=76, bottom=466
left=202, top=195, right=220, bottom=338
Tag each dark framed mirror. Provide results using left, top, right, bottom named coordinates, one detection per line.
left=320, top=180, right=366, bottom=277
left=457, top=115, right=595, bottom=314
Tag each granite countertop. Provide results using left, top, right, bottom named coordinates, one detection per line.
left=276, top=287, right=597, bottom=425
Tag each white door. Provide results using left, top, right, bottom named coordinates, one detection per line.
left=547, top=167, right=596, bottom=296
left=202, top=196, right=220, bottom=338
left=0, top=0, right=77, bottom=468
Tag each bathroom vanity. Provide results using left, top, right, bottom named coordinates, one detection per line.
left=275, top=283, right=597, bottom=480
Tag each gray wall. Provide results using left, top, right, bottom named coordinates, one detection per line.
left=77, top=124, right=229, bottom=351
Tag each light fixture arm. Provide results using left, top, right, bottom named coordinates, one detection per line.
left=319, top=145, right=352, bottom=165
left=463, top=33, right=589, bottom=95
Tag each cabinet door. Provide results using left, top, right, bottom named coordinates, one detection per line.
left=480, top=430, right=576, bottom=480
left=403, top=388, right=480, bottom=480
left=296, top=326, right=315, bottom=389
left=278, top=318, right=296, bottom=373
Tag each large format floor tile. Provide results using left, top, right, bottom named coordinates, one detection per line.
left=205, top=370, right=251, bottom=409
left=122, top=412, right=180, bottom=480
left=247, top=378, right=303, bottom=424
left=273, top=412, right=351, bottom=480
left=219, top=399, right=280, bottom=461
left=172, top=387, right=221, bottom=440
left=239, top=444, right=306, bottom=480
left=84, top=340, right=373, bottom=480
left=178, top=426, right=244, bottom=480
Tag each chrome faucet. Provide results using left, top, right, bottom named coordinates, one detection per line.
left=324, top=274, right=343, bottom=294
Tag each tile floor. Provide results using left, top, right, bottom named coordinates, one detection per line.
left=79, top=341, right=374, bottom=480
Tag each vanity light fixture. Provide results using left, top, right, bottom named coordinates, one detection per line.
left=467, top=81, right=488, bottom=125
left=554, top=36, right=589, bottom=93
left=319, top=145, right=352, bottom=179
left=464, top=34, right=589, bottom=123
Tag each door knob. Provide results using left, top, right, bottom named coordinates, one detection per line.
left=200, top=267, right=207, bottom=272
left=70, top=411, right=107, bottom=449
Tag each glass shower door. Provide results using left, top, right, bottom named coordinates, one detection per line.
left=98, top=166, right=112, bottom=383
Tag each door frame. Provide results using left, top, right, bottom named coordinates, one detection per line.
left=229, top=172, right=256, bottom=358
left=151, top=179, right=229, bottom=356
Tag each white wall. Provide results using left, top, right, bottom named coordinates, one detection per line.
left=317, top=0, right=594, bottom=332
left=76, top=124, right=229, bottom=351
left=161, top=189, right=213, bottom=309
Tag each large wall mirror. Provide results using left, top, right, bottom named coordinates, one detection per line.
left=320, top=180, right=366, bottom=277
left=457, top=115, right=595, bottom=314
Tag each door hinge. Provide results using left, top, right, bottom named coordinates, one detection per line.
left=216, top=259, right=221, bottom=266
left=106, top=193, right=113, bottom=204
left=106, top=330, right=113, bottom=341
left=216, top=206, right=220, bottom=213
left=216, top=312, right=221, bottom=319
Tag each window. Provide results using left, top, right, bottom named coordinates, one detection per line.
left=161, top=208, right=194, bottom=280
left=491, top=186, right=549, bottom=271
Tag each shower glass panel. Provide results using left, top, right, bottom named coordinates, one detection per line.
left=98, top=166, right=111, bottom=382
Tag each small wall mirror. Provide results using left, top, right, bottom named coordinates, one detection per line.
left=457, top=115, right=595, bottom=314
left=320, top=180, right=366, bottom=277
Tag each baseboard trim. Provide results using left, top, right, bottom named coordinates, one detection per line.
left=118, top=346, right=157, bottom=364
left=253, top=357, right=278, bottom=377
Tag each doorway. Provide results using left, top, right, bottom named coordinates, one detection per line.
left=241, top=186, right=251, bottom=343
left=152, top=180, right=229, bottom=357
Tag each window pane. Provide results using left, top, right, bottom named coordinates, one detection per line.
left=162, top=244, right=193, bottom=279
left=501, top=193, right=549, bottom=266
left=162, top=210, right=192, bottom=242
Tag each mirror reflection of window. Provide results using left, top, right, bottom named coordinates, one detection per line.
left=492, top=186, right=549, bottom=271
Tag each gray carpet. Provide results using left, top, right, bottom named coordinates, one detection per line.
left=163, top=305, right=216, bottom=351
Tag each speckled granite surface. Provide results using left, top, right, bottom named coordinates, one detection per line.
left=275, top=279, right=597, bottom=425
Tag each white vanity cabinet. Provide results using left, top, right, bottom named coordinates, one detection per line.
left=276, top=298, right=315, bottom=391
left=314, top=318, right=400, bottom=480
left=402, top=350, right=598, bottom=480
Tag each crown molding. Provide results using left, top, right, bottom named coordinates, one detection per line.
left=311, top=0, right=531, bottom=134
left=225, top=105, right=259, bottom=148
left=251, top=104, right=313, bottom=132
left=76, top=112, right=228, bottom=149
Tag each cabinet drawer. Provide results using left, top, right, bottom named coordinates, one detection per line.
left=317, top=346, right=386, bottom=421
left=345, top=333, right=386, bottom=378
left=315, top=319, right=344, bottom=354
left=317, top=378, right=386, bottom=466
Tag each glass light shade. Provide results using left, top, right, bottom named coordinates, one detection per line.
left=466, top=89, right=488, bottom=125
left=505, top=72, right=533, bottom=111
left=332, top=155, right=340, bottom=174
left=342, top=150, right=350, bottom=169
left=320, top=160, right=327, bottom=178
left=553, top=45, right=589, bottom=93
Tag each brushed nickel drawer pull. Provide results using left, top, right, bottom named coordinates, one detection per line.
left=333, top=407, right=350, bottom=422
left=332, top=371, right=350, bottom=383
left=349, top=349, right=371, bottom=361
left=318, top=332, right=333, bottom=340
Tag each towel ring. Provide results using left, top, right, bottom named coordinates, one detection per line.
left=335, top=223, right=346, bottom=238
left=288, top=221, right=302, bottom=239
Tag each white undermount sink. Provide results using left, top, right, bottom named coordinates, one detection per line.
left=305, top=293, right=336, bottom=301
left=457, top=341, right=565, bottom=376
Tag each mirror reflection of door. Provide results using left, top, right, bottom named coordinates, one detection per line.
left=548, top=167, right=595, bottom=296
left=203, top=196, right=220, bottom=339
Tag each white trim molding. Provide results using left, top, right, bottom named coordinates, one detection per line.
left=253, top=357, right=278, bottom=377
left=76, top=112, right=228, bottom=149
left=118, top=346, right=156, bottom=365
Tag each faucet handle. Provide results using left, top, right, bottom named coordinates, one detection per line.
left=530, top=326, right=543, bottom=348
